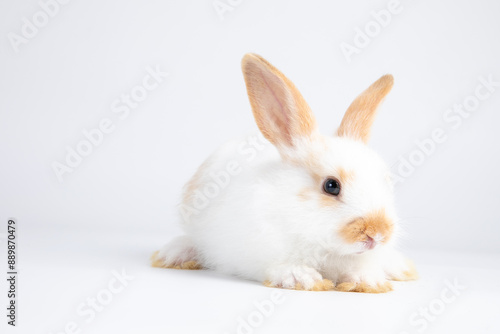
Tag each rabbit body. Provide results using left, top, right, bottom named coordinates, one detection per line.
left=152, top=54, right=417, bottom=292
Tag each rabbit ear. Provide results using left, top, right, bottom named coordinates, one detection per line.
left=337, top=74, right=394, bottom=143
left=242, top=53, right=317, bottom=148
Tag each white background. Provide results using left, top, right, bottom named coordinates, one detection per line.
left=1, top=0, right=500, bottom=333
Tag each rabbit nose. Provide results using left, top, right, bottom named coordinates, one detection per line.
left=339, top=209, right=394, bottom=245
left=364, top=236, right=376, bottom=250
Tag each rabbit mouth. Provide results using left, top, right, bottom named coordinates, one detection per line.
left=356, top=236, right=376, bottom=254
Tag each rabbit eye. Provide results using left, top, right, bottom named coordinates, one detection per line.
left=323, top=178, right=341, bottom=196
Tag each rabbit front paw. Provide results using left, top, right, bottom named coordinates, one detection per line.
left=335, top=280, right=393, bottom=293
left=264, top=265, right=334, bottom=291
left=335, top=271, right=392, bottom=293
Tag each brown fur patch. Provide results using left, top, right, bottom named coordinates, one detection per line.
left=182, top=159, right=210, bottom=204
left=339, top=210, right=394, bottom=244
left=298, top=187, right=315, bottom=202
left=150, top=251, right=164, bottom=267
left=335, top=281, right=393, bottom=293
left=337, top=168, right=354, bottom=184
left=263, top=279, right=334, bottom=291
left=241, top=53, right=317, bottom=147
left=150, top=251, right=202, bottom=270
left=298, top=185, right=339, bottom=208
left=307, top=279, right=335, bottom=291
left=310, top=172, right=324, bottom=186
left=389, top=260, right=419, bottom=281
left=319, top=193, right=337, bottom=208
left=337, top=74, right=394, bottom=143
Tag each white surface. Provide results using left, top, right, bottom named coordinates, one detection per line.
left=1, top=0, right=500, bottom=253
left=2, top=226, right=500, bottom=334
left=1, top=0, right=500, bottom=333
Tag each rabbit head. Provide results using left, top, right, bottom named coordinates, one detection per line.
left=241, top=53, right=397, bottom=255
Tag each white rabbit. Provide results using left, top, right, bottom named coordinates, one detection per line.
left=152, top=53, right=417, bottom=293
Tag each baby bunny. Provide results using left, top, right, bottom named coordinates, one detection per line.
left=152, top=53, right=417, bottom=293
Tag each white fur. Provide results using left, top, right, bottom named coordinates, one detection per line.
left=157, top=133, right=411, bottom=288
left=156, top=55, right=412, bottom=289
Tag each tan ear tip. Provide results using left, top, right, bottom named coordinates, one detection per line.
left=241, top=53, right=275, bottom=74
left=242, top=52, right=260, bottom=60
left=379, top=74, right=394, bottom=87
left=241, top=53, right=261, bottom=67
left=370, top=74, right=394, bottom=95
